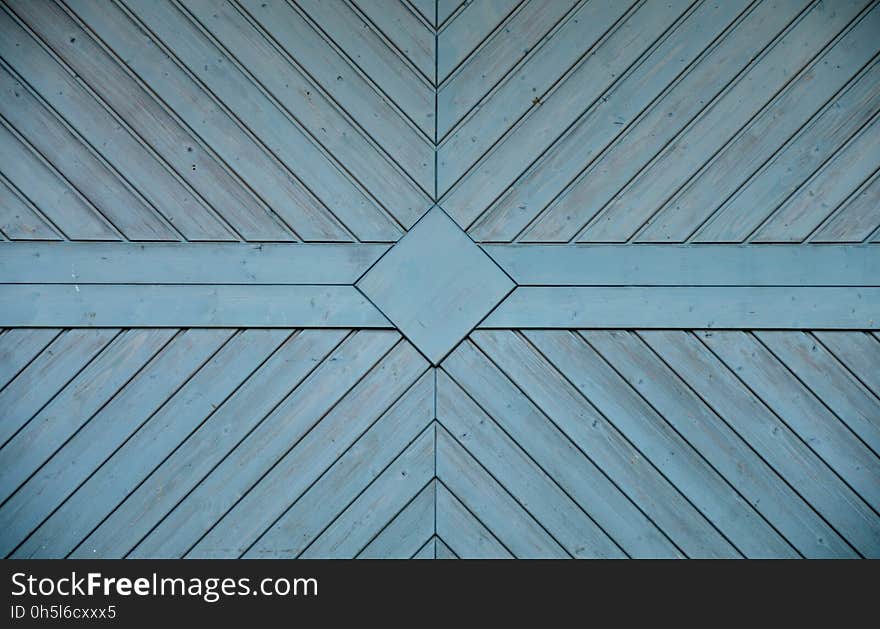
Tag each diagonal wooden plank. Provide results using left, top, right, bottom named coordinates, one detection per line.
left=0, top=328, right=59, bottom=390
left=812, top=172, right=880, bottom=242
left=0, top=242, right=389, bottom=285
left=437, top=0, right=520, bottom=84
left=577, top=0, right=867, bottom=242
left=185, top=341, right=428, bottom=558
left=443, top=340, right=691, bottom=558
left=813, top=331, right=880, bottom=399
left=357, top=481, right=435, bottom=559
left=0, top=329, right=118, bottom=447
left=70, top=329, right=346, bottom=558
left=8, top=0, right=295, bottom=241
left=235, top=0, right=434, bottom=198
left=640, top=330, right=880, bottom=557
left=435, top=481, right=512, bottom=559
left=637, top=6, right=880, bottom=243
left=0, top=65, right=179, bottom=241
left=0, top=122, right=118, bottom=241
left=482, top=287, right=880, bottom=330
left=520, top=329, right=797, bottom=558
left=242, top=371, right=434, bottom=558
left=701, top=331, right=880, bottom=512
left=68, top=0, right=353, bottom=243
left=522, top=0, right=808, bottom=243
left=583, top=330, right=855, bottom=558
left=410, top=536, right=436, bottom=560
left=481, top=244, right=880, bottom=286
left=172, top=0, right=431, bottom=226
left=0, top=329, right=232, bottom=558
left=437, top=0, right=579, bottom=139
left=0, top=329, right=176, bottom=506
left=0, top=177, right=61, bottom=240
left=473, top=0, right=749, bottom=242
left=437, top=372, right=621, bottom=558
left=434, top=536, right=458, bottom=559
left=351, top=0, right=435, bottom=84
left=11, top=329, right=289, bottom=558
left=440, top=0, right=683, bottom=222
left=0, top=284, right=390, bottom=328
left=299, top=427, right=434, bottom=558
left=755, top=332, right=880, bottom=455
left=0, top=8, right=236, bottom=241
left=294, top=0, right=434, bottom=138
left=128, top=330, right=400, bottom=558
left=753, top=115, right=880, bottom=242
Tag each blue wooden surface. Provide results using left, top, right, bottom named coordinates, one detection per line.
left=1, top=0, right=878, bottom=559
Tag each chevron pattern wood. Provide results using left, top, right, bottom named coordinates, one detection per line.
left=1, top=1, right=878, bottom=559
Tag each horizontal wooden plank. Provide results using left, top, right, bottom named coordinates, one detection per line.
left=0, top=285, right=390, bottom=327
left=0, top=242, right=388, bottom=284
left=482, top=287, right=880, bottom=329
left=483, top=245, right=880, bottom=286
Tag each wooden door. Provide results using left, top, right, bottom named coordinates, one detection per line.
left=1, top=0, right=878, bottom=558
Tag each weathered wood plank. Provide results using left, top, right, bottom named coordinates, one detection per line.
left=702, top=331, right=880, bottom=511
left=813, top=331, right=880, bottom=398
left=584, top=329, right=855, bottom=558
left=242, top=372, right=433, bottom=558
left=524, top=0, right=808, bottom=242
left=0, top=242, right=389, bottom=284
left=0, top=329, right=233, bottom=558
left=436, top=0, right=578, bottom=138
left=0, top=328, right=59, bottom=390
left=68, top=0, right=353, bottom=243
left=0, top=329, right=118, bottom=447
left=638, top=6, right=880, bottom=243
left=357, top=481, right=435, bottom=559
left=13, top=329, right=288, bottom=558
left=0, top=8, right=235, bottom=241
left=72, top=329, right=348, bottom=558
left=0, top=122, right=118, bottom=241
left=186, top=342, right=428, bottom=558
left=351, top=0, right=435, bottom=83
left=410, top=537, right=435, bottom=559
left=517, top=329, right=796, bottom=558
left=437, top=376, right=614, bottom=558
left=298, top=428, right=434, bottom=558
left=578, top=0, right=865, bottom=242
left=132, top=331, right=401, bottom=558
left=439, top=0, right=646, bottom=208
left=0, top=176, right=62, bottom=240
left=474, top=0, right=748, bottom=242
left=434, top=537, right=458, bottom=559
left=294, top=0, right=435, bottom=138
left=443, top=341, right=693, bottom=558
left=9, top=0, right=293, bottom=241
left=640, top=330, right=880, bottom=557
left=754, top=115, right=880, bottom=242
left=483, top=287, right=880, bottom=329
left=437, top=0, right=520, bottom=84
left=482, top=244, right=880, bottom=286
left=813, top=172, right=880, bottom=242
left=435, top=481, right=512, bottom=559
left=469, top=331, right=742, bottom=558
left=755, top=331, right=880, bottom=455
left=171, top=0, right=430, bottom=227
left=0, top=285, right=390, bottom=327
left=0, top=64, right=178, bottom=241
left=236, top=0, right=434, bottom=197
left=0, top=329, right=175, bottom=506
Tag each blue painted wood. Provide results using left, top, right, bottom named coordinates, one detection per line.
left=0, top=285, right=390, bottom=327
left=483, top=287, right=880, bottom=329
left=482, top=244, right=880, bottom=286
left=0, top=242, right=389, bottom=284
